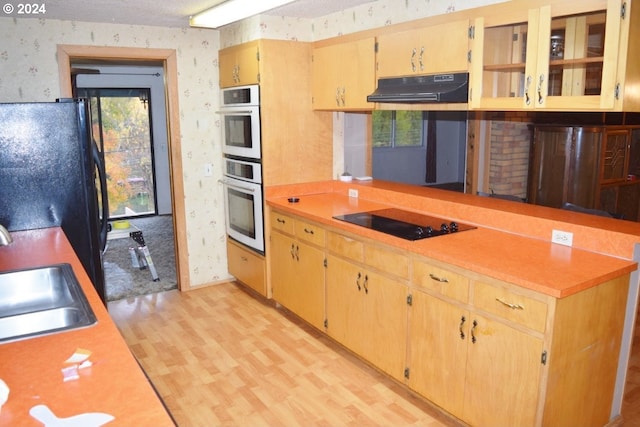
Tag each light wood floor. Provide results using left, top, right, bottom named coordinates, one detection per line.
left=109, top=282, right=640, bottom=427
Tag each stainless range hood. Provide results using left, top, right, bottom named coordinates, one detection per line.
left=367, top=72, right=469, bottom=104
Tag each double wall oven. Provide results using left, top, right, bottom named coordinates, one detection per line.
left=219, top=85, right=265, bottom=253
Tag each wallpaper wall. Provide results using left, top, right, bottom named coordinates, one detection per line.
left=0, top=17, right=227, bottom=287
left=221, top=0, right=507, bottom=46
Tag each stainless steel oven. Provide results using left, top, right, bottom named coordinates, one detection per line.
left=218, top=85, right=261, bottom=160
left=221, top=157, right=264, bottom=253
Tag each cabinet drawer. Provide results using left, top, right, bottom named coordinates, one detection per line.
left=365, top=244, right=408, bottom=280
left=412, top=260, right=469, bottom=303
left=327, top=231, right=363, bottom=262
left=271, top=212, right=294, bottom=235
left=473, top=281, right=548, bottom=332
left=295, top=220, right=325, bottom=246
left=227, top=240, right=266, bottom=295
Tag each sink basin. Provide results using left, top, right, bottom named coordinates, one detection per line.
left=0, top=264, right=97, bottom=343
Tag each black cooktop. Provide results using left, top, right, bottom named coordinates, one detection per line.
left=333, top=208, right=475, bottom=241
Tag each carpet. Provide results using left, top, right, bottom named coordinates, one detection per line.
left=103, top=215, right=177, bottom=301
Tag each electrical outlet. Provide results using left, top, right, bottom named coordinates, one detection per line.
left=551, top=229, right=573, bottom=247
left=348, top=188, right=358, bottom=198
left=204, top=163, right=213, bottom=177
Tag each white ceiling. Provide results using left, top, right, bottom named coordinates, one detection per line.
left=26, top=0, right=377, bottom=28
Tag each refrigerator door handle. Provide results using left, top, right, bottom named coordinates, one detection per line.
left=93, top=142, right=109, bottom=251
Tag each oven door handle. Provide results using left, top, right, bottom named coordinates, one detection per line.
left=219, top=178, right=256, bottom=193
left=215, top=110, right=255, bottom=115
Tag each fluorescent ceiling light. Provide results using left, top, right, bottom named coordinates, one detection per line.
left=190, top=0, right=298, bottom=28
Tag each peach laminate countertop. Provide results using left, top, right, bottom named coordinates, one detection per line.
left=0, top=228, right=174, bottom=426
left=266, top=181, right=638, bottom=298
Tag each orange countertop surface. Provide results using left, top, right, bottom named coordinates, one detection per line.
left=0, top=228, right=174, bottom=426
left=266, top=185, right=638, bottom=299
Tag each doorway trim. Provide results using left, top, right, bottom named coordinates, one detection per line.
left=57, top=44, right=189, bottom=291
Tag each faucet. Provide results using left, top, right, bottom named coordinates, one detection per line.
left=0, top=224, right=12, bottom=246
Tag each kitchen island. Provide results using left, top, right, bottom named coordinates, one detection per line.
left=264, top=179, right=640, bottom=427
left=0, top=228, right=174, bottom=426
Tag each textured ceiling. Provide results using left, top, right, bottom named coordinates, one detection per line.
left=13, top=0, right=376, bottom=28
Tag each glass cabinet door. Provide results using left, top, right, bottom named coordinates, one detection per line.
left=471, top=1, right=621, bottom=111
left=543, top=3, right=620, bottom=110
left=470, top=9, right=539, bottom=110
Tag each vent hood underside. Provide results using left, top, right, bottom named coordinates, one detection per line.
left=367, top=72, right=469, bottom=104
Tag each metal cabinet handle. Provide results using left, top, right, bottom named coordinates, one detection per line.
left=295, top=245, right=299, bottom=261
left=290, top=243, right=295, bottom=259
left=411, top=47, right=417, bottom=72
left=496, top=298, right=524, bottom=310
left=419, top=46, right=425, bottom=71
left=276, top=218, right=286, bottom=224
left=524, top=75, right=532, bottom=105
left=459, top=316, right=466, bottom=340
left=335, top=87, right=340, bottom=106
left=537, top=74, right=545, bottom=105
left=304, top=228, right=314, bottom=235
left=340, top=87, right=346, bottom=106
left=429, top=273, right=449, bottom=283
left=363, top=275, right=369, bottom=294
left=356, top=272, right=362, bottom=291
left=471, top=320, right=478, bottom=344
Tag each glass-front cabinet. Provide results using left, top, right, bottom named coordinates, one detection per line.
left=470, top=0, right=622, bottom=111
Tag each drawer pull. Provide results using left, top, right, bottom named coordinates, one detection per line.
left=290, top=243, right=295, bottom=259
left=276, top=218, right=286, bottom=224
left=429, top=273, right=449, bottom=283
left=304, top=228, right=315, bottom=235
left=459, top=316, right=466, bottom=340
left=356, top=272, right=362, bottom=291
left=496, top=298, right=524, bottom=310
left=363, top=275, right=369, bottom=294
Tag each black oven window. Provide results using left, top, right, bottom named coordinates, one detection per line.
left=228, top=188, right=256, bottom=238
left=225, top=115, right=253, bottom=148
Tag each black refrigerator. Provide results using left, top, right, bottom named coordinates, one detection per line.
left=0, top=99, right=109, bottom=303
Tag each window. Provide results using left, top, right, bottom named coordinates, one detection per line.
left=372, top=110, right=425, bottom=148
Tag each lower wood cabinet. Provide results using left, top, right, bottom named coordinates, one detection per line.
left=267, top=209, right=629, bottom=426
left=325, top=254, right=408, bottom=381
left=407, top=290, right=468, bottom=416
left=227, top=239, right=266, bottom=295
left=408, top=267, right=544, bottom=426
left=271, top=229, right=325, bottom=329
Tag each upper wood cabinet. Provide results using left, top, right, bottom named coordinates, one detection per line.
left=469, top=0, right=623, bottom=111
left=376, top=19, right=471, bottom=78
left=219, top=40, right=260, bottom=88
left=311, top=37, right=376, bottom=110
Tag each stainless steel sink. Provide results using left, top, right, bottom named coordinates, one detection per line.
left=0, top=263, right=97, bottom=343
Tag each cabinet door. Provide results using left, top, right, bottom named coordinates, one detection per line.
left=529, top=126, right=602, bottom=209
left=312, top=38, right=376, bottom=110
left=271, top=233, right=325, bottom=329
left=326, top=255, right=368, bottom=355
left=408, top=291, right=468, bottom=416
left=601, top=129, right=630, bottom=183
left=377, top=20, right=470, bottom=78
left=469, top=8, right=540, bottom=110
left=462, top=314, right=544, bottom=427
left=219, top=47, right=238, bottom=89
left=361, top=270, right=408, bottom=381
left=271, top=232, right=298, bottom=306
left=219, top=41, right=260, bottom=88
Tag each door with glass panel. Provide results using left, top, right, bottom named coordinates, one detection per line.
left=78, top=88, right=157, bottom=218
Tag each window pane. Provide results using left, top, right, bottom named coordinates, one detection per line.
left=372, top=110, right=392, bottom=147
left=395, top=111, right=423, bottom=147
